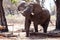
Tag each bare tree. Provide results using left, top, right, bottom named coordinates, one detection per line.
left=0, top=0, right=8, bottom=32
left=56, top=0, right=60, bottom=30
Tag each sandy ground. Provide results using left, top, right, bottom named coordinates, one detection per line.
left=0, top=15, right=58, bottom=40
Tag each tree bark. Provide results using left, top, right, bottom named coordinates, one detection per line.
left=56, top=0, right=60, bottom=30
left=0, top=0, right=8, bottom=32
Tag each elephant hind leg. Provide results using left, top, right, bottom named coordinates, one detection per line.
left=42, top=19, right=50, bottom=33
left=43, top=25, right=48, bottom=33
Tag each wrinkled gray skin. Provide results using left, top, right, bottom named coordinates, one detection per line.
left=18, top=2, right=50, bottom=37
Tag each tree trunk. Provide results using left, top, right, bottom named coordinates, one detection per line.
left=0, top=0, right=8, bottom=32
left=56, top=0, right=60, bottom=30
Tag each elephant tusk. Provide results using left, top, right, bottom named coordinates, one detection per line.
left=31, top=13, right=34, bottom=15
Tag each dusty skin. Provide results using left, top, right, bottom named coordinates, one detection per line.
left=18, top=2, right=50, bottom=37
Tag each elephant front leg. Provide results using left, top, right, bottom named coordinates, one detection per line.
left=34, top=22, right=38, bottom=32
left=25, top=18, right=31, bottom=37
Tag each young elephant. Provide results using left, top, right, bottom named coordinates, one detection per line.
left=18, top=2, right=50, bottom=37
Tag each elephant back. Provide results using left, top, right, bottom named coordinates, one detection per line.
left=32, top=3, right=42, bottom=14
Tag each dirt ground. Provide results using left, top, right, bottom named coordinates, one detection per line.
left=0, top=15, right=59, bottom=40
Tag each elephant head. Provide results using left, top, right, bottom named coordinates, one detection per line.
left=18, top=1, right=43, bottom=17
left=17, top=1, right=34, bottom=18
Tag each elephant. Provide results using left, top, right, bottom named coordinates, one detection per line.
left=18, top=2, right=50, bottom=37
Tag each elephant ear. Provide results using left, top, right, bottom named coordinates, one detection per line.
left=20, top=5, right=33, bottom=17
left=28, top=3, right=33, bottom=12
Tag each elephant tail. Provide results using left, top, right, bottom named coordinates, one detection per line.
left=50, top=20, right=55, bottom=26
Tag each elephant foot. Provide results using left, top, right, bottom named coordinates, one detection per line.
left=22, top=29, right=26, bottom=32
left=26, top=35, right=29, bottom=37
left=43, top=27, right=47, bottom=33
left=35, top=30, right=38, bottom=32
left=44, top=30, right=47, bottom=33
left=26, top=33, right=30, bottom=37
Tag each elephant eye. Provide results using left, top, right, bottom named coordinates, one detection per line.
left=25, top=4, right=27, bottom=7
left=18, top=7, right=25, bottom=11
left=30, top=5, right=33, bottom=7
